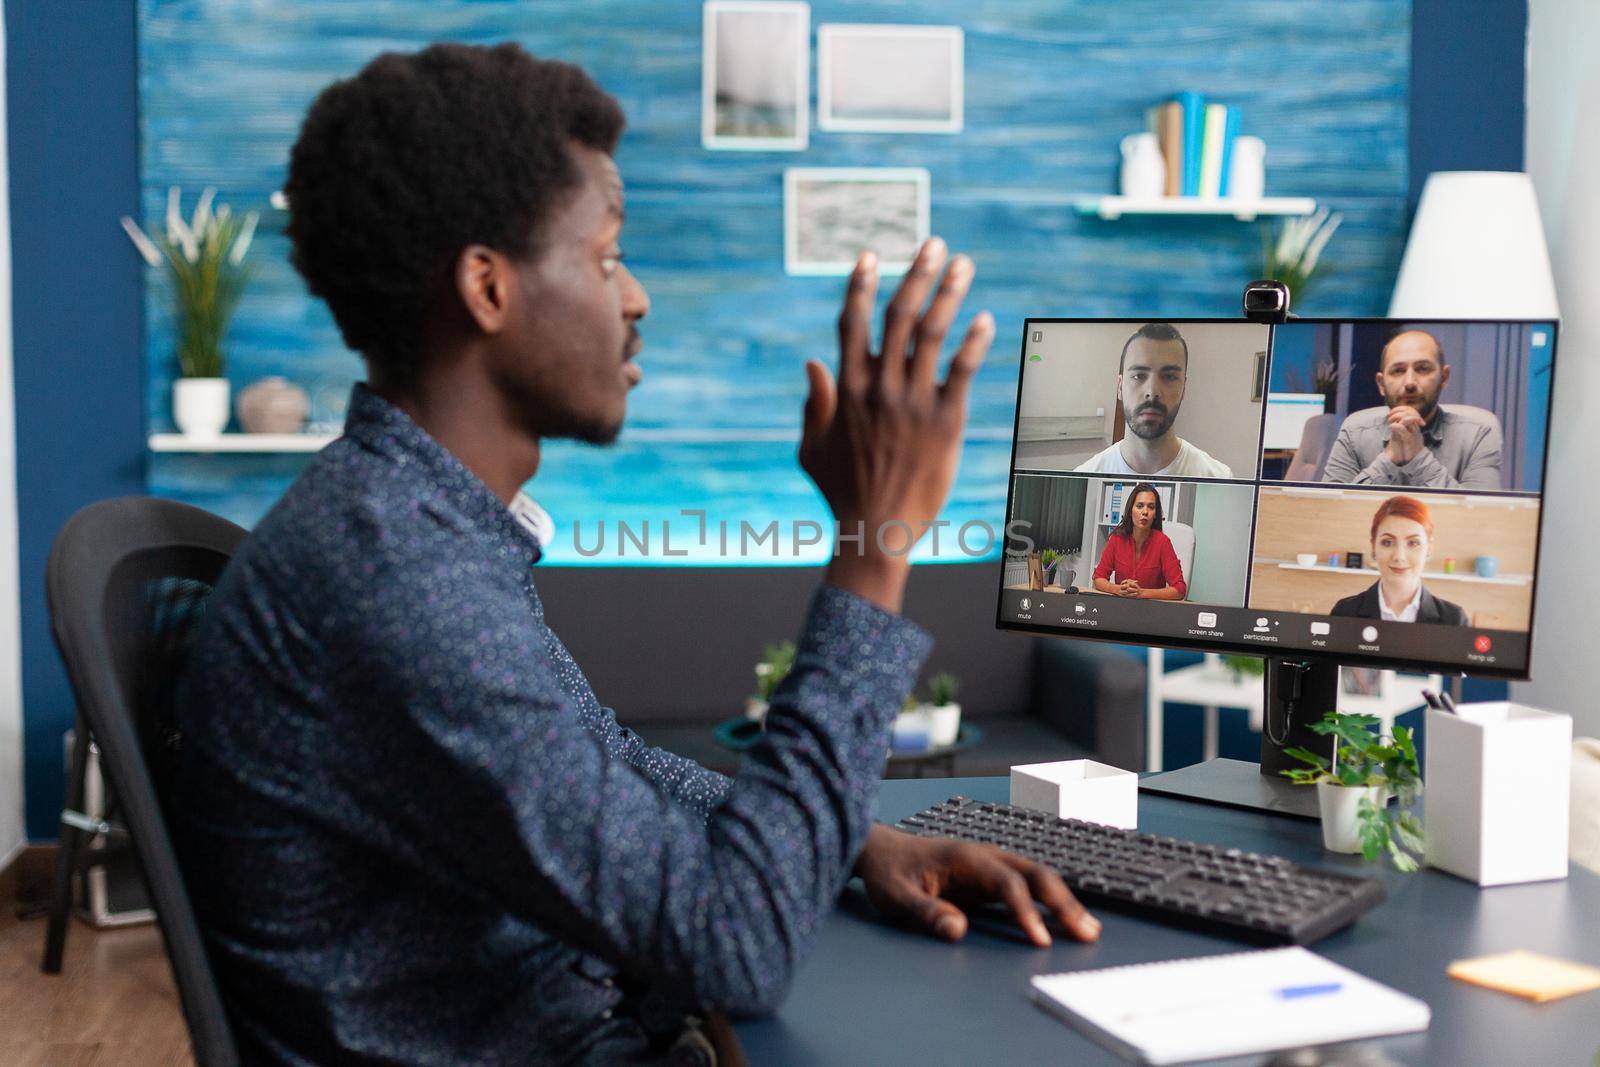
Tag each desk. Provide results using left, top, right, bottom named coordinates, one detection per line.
left=735, top=776, right=1600, bottom=1065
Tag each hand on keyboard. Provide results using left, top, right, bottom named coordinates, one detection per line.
left=852, top=823, right=1103, bottom=946
left=897, top=797, right=1387, bottom=945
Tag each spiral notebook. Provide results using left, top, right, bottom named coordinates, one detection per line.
left=1029, top=947, right=1430, bottom=1065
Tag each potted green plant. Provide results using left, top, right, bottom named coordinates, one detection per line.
left=121, top=187, right=260, bottom=438
left=745, top=640, right=795, bottom=722
left=925, top=671, right=961, bottom=747
left=1259, top=206, right=1342, bottom=306
left=1281, top=712, right=1425, bottom=871
left=1219, top=654, right=1265, bottom=685
left=1039, top=547, right=1059, bottom=586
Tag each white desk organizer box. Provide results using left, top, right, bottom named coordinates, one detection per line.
left=1010, top=760, right=1138, bottom=829
left=1425, top=703, right=1571, bottom=886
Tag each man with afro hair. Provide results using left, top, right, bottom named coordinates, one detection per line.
left=173, top=42, right=1098, bottom=1065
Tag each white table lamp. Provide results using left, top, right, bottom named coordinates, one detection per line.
left=1389, top=171, right=1561, bottom=319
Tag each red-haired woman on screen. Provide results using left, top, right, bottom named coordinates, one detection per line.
left=1092, top=484, right=1186, bottom=600
left=1331, top=495, right=1469, bottom=625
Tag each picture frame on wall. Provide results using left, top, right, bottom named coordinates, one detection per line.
left=784, top=167, right=931, bottom=276
left=702, top=1, right=810, bottom=150
left=817, top=24, right=964, bottom=133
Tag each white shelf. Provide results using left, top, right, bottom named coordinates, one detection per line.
left=1273, top=562, right=1531, bottom=587
left=149, top=433, right=335, bottom=453
left=1074, top=195, right=1317, bottom=221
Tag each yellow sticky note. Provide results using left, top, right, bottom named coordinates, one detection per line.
left=1447, top=950, right=1600, bottom=1003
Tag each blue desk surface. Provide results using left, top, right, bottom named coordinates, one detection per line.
left=735, top=776, right=1600, bottom=1065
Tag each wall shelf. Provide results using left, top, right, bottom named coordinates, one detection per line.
left=1272, top=562, right=1531, bottom=587
left=1073, top=196, right=1318, bottom=221
left=149, top=433, right=335, bottom=453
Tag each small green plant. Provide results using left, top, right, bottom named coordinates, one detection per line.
left=753, top=640, right=796, bottom=701
left=1039, top=547, right=1060, bottom=570
left=1282, top=712, right=1424, bottom=871
left=1220, top=654, right=1265, bottom=679
left=928, top=671, right=960, bottom=707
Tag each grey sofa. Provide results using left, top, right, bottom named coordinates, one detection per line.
left=532, top=561, right=1146, bottom=778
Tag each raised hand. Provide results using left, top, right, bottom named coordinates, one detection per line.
left=799, top=237, right=995, bottom=612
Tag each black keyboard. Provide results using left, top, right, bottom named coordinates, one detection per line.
left=896, top=796, right=1386, bottom=945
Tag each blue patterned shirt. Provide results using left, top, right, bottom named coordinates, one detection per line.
left=172, top=385, right=931, bottom=1065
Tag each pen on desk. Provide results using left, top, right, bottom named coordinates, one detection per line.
left=1114, top=982, right=1344, bottom=1023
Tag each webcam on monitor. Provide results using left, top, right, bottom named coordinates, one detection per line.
left=1242, top=279, right=1291, bottom=324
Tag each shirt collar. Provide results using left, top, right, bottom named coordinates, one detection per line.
left=1377, top=581, right=1422, bottom=619
left=509, top=493, right=555, bottom=551
left=341, top=383, right=548, bottom=562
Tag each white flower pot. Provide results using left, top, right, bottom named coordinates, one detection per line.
left=926, top=702, right=962, bottom=747
left=174, top=377, right=230, bottom=437
left=1317, top=781, right=1385, bottom=854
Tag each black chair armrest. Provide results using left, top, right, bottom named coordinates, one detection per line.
left=1030, top=639, right=1146, bottom=770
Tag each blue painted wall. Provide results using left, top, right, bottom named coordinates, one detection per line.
left=7, top=0, right=145, bottom=838
left=139, top=0, right=1413, bottom=562
left=1409, top=0, right=1527, bottom=212
left=8, top=0, right=1530, bottom=836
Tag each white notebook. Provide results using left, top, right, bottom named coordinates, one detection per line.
left=1029, top=946, right=1430, bottom=1065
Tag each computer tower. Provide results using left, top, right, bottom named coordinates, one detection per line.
left=63, top=730, right=155, bottom=927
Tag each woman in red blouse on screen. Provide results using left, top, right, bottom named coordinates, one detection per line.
left=1092, top=483, right=1187, bottom=600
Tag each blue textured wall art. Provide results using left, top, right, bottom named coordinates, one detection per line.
left=138, top=0, right=1411, bottom=564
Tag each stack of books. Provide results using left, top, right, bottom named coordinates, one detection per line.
left=1149, top=93, right=1241, bottom=199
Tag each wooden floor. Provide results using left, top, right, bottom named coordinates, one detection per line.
left=1, top=875, right=195, bottom=1066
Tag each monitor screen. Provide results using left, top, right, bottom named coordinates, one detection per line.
left=996, top=318, right=1557, bottom=679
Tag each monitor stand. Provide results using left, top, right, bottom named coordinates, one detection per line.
left=1138, top=657, right=1340, bottom=821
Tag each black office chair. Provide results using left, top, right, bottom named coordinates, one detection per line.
left=44, top=496, right=246, bottom=1067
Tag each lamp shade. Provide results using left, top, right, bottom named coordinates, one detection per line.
left=1389, top=171, right=1561, bottom=319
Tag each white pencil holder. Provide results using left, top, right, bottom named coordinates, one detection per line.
left=1425, top=703, right=1571, bottom=886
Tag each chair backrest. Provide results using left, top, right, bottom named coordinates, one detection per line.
left=1163, top=521, right=1196, bottom=598
left=46, top=496, right=247, bottom=1067
left=1286, top=412, right=1341, bottom=481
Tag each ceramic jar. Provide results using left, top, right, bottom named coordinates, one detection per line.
left=237, top=376, right=310, bottom=434
left=1119, top=132, right=1166, bottom=198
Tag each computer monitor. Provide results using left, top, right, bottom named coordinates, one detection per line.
left=996, top=316, right=1558, bottom=815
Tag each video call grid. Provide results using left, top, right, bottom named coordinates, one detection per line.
left=999, top=318, right=1556, bottom=669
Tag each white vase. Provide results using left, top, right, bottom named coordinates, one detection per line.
left=1228, top=136, right=1266, bottom=201
left=1119, top=132, right=1166, bottom=199
left=927, top=702, right=962, bottom=747
left=1317, top=781, right=1384, bottom=854
left=173, top=377, right=230, bottom=438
